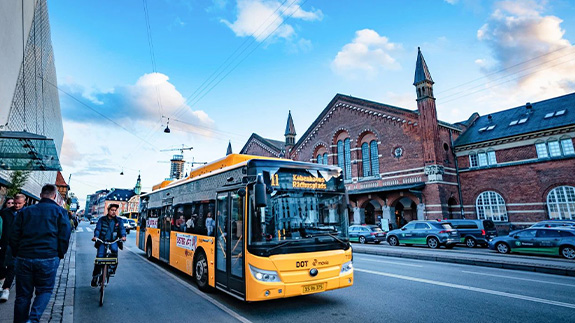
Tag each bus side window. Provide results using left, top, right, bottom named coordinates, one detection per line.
left=183, top=204, right=196, bottom=233
left=174, top=206, right=186, bottom=232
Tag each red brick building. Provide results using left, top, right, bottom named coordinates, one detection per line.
left=453, top=94, right=575, bottom=230
left=242, top=48, right=464, bottom=229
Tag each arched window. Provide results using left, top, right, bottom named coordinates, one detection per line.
left=337, top=139, right=351, bottom=180
left=547, top=186, right=575, bottom=219
left=323, top=153, right=328, bottom=165
left=370, top=140, right=379, bottom=175
left=476, top=191, right=508, bottom=222
left=362, top=142, right=371, bottom=177
left=317, top=154, right=323, bottom=164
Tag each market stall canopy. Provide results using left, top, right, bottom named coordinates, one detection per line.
left=0, top=131, right=62, bottom=171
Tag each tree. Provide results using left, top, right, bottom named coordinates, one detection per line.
left=7, top=170, right=31, bottom=197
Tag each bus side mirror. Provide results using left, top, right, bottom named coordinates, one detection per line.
left=255, top=175, right=267, bottom=207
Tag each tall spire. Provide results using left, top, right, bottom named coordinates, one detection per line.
left=226, top=141, right=232, bottom=155
left=284, top=110, right=296, bottom=150
left=285, top=110, right=296, bottom=136
left=134, top=173, right=142, bottom=195
left=413, top=47, right=434, bottom=86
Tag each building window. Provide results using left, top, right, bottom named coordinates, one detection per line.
left=323, top=153, right=328, bottom=165
left=469, top=153, right=478, bottom=167
left=317, top=154, right=323, bottom=164
left=337, top=139, right=351, bottom=180
left=476, top=191, right=508, bottom=222
left=536, top=139, right=575, bottom=158
left=536, top=142, right=548, bottom=158
left=470, top=151, right=496, bottom=167
left=547, top=186, right=575, bottom=220
left=370, top=141, right=379, bottom=176
left=362, top=142, right=371, bottom=177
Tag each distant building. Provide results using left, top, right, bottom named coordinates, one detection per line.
left=93, top=175, right=142, bottom=217
left=55, top=171, right=69, bottom=200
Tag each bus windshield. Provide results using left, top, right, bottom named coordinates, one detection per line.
left=248, top=189, right=349, bottom=256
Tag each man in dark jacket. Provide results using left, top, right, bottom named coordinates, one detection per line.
left=91, top=203, right=126, bottom=287
left=9, top=185, right=70, bottom=323
left=0, top=194, right=26, bottom=303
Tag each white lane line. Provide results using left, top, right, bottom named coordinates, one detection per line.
left=356, top=268, right=575, bottom=309
left=461, top=271, right=575, bottom=288
left=86, top=228, right=93, bottom=232
left=75, top=228, right=84, bottom=232
left=354, top=257, right=423, bottom=268
left=125, top=246, right=251, bottom=323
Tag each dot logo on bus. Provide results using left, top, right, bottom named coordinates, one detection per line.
left=295, top=260, right=309, bottom=268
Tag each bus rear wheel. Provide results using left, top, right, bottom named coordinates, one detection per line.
left=146, top=240, right=153, bottom=260
left=194, top=251, right=210, bottom=292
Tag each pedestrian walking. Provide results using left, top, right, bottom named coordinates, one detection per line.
left=0, top=194, right=26, bottom=303
left=9, top=184, right=71, bottom=323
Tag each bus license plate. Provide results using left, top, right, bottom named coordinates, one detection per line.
left=302, top=283, right=325, bottom=294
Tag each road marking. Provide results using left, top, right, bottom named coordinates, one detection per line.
left=354, top=257, right=423, bottom=268
left=356, top=268, right=575, bottom=309
left=461, top=270, right=575, bottom=287
left=86, top=228, right=93, bottom=232
left=75, top=228, right=84, bottom=232
left=125, top=246, right=252, bottom=323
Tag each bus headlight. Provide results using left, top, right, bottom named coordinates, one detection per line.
left=340, top=261, right=353, bottom=274
left=249, top=264, right=281, bottom=282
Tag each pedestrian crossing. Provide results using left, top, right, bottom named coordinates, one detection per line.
left=75, top=227, right=93, bottom=233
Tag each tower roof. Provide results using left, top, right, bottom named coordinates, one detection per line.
left=413, top=47, right=434, bottom=85
left=226, top=141, right=233, bottom=155
left=285, top=110, right=296, bottom=136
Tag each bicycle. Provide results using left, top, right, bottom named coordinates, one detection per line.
left=93, top=238, right=120, bottom=306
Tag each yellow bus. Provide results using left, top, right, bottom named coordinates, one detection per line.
left=136, top=154, right=353, bottom=301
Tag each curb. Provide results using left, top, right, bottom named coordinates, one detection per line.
left=353, top=248, right=575, bottom=277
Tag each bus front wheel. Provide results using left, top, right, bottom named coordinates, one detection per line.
left=194, top=251, right=210, bottom=292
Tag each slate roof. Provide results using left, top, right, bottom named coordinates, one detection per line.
left=240, top=133, right=285, bottom=155
left=414, top=47, right=433, bottom=85
left=454, top=92, right=575, bottom=147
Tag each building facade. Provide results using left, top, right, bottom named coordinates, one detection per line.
left=454, top=94, right=575, bottom=229
left=0, top=0, right=64, bottom=203
left=241, top=48, right=575, bottom=229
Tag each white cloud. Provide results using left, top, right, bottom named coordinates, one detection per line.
left=476, top=0, right=575, bottom=99
left=221, top=0, right=322, bottom=42
left=331, top=29, right=402, bottom=79
left=444, top=0, right=459, bottom=4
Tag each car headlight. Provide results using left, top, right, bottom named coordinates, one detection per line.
left=249, top=264, right=281, bottom=282
left=340, top=261, right=353, bottom=274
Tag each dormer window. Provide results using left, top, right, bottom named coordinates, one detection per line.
left=518, top=118, right=528, bottom=124
left=509, top=120, right=518, bottom=126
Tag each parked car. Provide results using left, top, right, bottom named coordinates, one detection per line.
left=128, top=219, right=137, bottom=230
left=529, top=220, right=575, bottom=229
left=118, top=216, right=131, bottom=234
left=349, top=225, right=387, bottom=244
left=386, top=220, right=460, bottom=249
left=89, top=217, right=98, bottom=224
left=447, top=219, right=497, bottom=248
left=488, top=227, right=575, bottom=259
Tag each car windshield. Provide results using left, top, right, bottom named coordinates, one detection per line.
left=248, top=189, right=349, bottom=253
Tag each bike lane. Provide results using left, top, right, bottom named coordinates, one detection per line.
left=74, top=225, right=242, bottom=322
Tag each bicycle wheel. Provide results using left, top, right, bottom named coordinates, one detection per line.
left=99, top=264, right=107, bottom=306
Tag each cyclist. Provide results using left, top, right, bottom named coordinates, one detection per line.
left=91, top=204, right=126, bottom=287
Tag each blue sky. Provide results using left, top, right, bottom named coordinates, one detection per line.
left=47, top=0, right=575, bottom=207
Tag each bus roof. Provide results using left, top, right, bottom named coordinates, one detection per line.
left=151, top=154, right=285, bottom=191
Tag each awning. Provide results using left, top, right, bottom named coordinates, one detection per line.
left=347, top=182, right=425, bottom=195
left=0, top=131, right=62, bottom=171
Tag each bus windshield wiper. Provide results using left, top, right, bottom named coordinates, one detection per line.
left=264, top=240, right=298, bottom=253
left=311, top=233, right=349, bottom=248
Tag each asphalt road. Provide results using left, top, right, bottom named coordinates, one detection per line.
left=74, top=222, right=575, bottom=322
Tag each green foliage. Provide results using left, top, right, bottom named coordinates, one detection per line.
left=7, top=170, right=31, bottom=197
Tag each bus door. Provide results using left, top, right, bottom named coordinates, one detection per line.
left=160, top=204, right=172, bottom=262
left=215, top=190, right=245, bottom=297
left=138, top=212, right=146, bottom=250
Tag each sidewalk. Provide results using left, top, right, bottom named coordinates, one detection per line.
left=0, top=234, right=76, bottom=323
left=352, top=243, right=575, bottom=276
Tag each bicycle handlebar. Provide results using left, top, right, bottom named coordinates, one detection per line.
left=94, top=238, right=121, bottom=245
